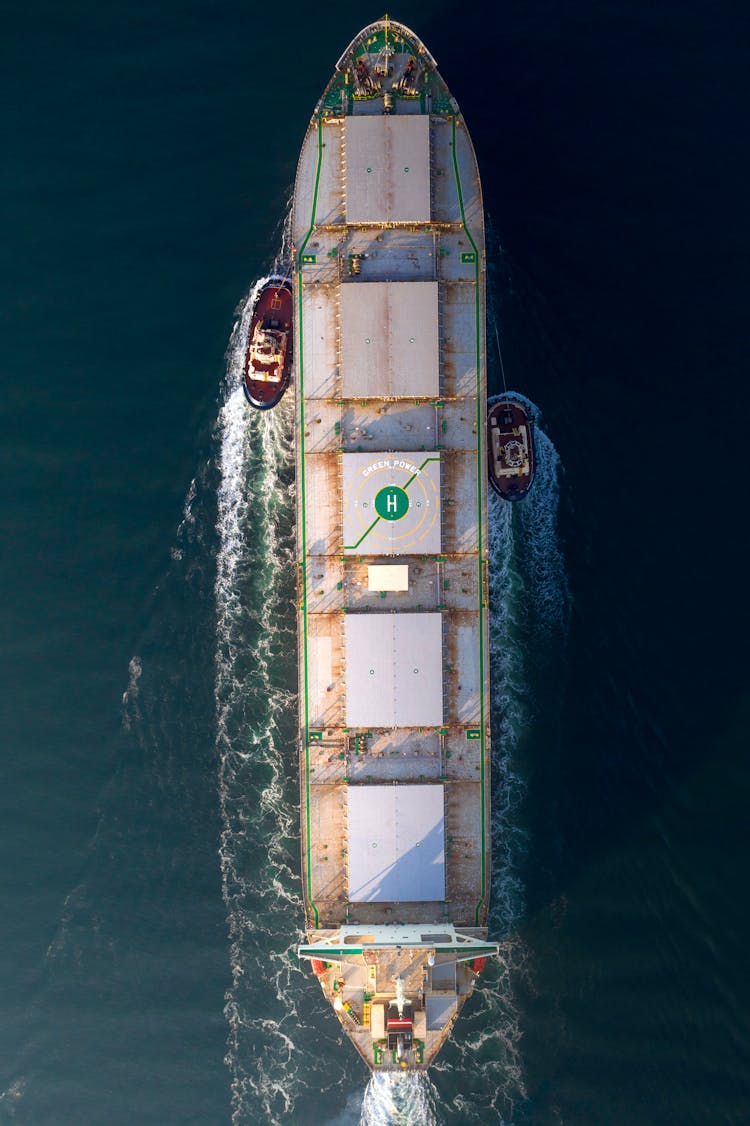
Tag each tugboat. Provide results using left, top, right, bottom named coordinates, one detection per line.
left=487, top=397, right=535, bottom=500
left=243, top=278, right=293, bottom=409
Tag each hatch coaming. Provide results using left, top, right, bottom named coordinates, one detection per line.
left=291, top=17, right=492, bottom=1071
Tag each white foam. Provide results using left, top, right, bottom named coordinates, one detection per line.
left=213, top=284, right=568, bottom=1120
left=121, top=654, right=142, bottom=732
left=462, top=398, right=571, bottom=1117
left=214, top=279, right=309, bottom=1124
left=359, top=1073, right=439, bottom=1125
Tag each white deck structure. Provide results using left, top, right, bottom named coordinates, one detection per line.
left=291, top=16, right=496, bottom=1072
left=345, top=115, right=431, bottom=222
left=347, top=784, right=446, bottom=903
left=341, top=281, right=439, bottom=397
left=344, top=613, right=443, bottom=728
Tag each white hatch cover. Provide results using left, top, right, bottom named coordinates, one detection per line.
left=345, top=115, right=431, bottom=223
left=367, top=565, right=409, bottom=592
left=347, top=784, right=446, bottom=903
left=344, top=612, right=443, bottom=728
left=340, top=281, right=439, bottom=398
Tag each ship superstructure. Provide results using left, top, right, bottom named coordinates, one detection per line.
left=291, top=16, right=496, bottom=1071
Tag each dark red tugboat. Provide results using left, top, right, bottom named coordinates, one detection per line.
left=487, top=397, right=536, bottom=501
left=243, top=278, right=293, bottom=410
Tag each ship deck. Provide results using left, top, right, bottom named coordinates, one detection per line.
left=293, top=113, right=490, bottom=928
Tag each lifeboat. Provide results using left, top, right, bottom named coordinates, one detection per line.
left=487, top=397, right=535, bottom=501
left=243, top=278, right=293, bottom=410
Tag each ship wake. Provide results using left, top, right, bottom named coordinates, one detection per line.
left=351, top=414, right=568, bottom=1124
left=214, top=270, right=569, bottom=1122
left=214, top=278, right=308, bottom=1124
left=216, top=253, right=370, bottom=1122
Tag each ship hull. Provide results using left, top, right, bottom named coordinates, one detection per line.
left=291, top=17, right=497, bottom=1071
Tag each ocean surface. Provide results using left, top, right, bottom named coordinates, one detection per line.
left=2, top=2, right=749, bottom=1123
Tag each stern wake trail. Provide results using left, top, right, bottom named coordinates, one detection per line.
left=214, top=282, right=302, bottom=1124
left=424, top=409, right=568, bottom=1124
left=485, top=411, right=569, bottom=1126
left=347, top=429, right=565, bottom=1125
left=515, top=416, right=570, bottom=640
left=215, top=276, right=357, bottom=1123
left=358, top=1073, right=440, bottom=1126
left=214, top=281, right=569, bottom=1123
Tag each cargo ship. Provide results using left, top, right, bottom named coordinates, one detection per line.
left=291, top=15, right=498, bottom=1071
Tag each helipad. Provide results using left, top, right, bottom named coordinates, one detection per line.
left=342, top=452, right=441, bottom=555
left=344, top=612, right=444, bottom=728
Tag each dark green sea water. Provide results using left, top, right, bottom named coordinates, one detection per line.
left=2, top=2, right=749, bottom=1123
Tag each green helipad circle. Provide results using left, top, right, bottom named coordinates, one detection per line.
left=374, top=485, right=409, bottom=521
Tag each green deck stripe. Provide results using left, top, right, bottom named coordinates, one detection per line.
left=450, top=115, right=488, bottom=926
left=298, top=117, right=324, bottom=929
left=343, top=516, right=381, bottom=552
left=403, top=455, right=441, bottom=490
